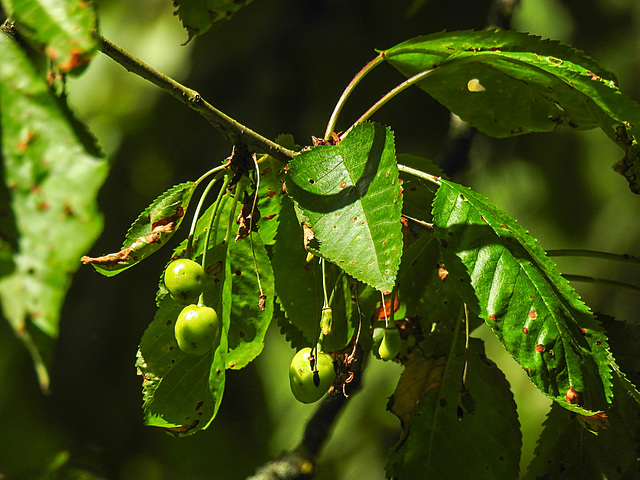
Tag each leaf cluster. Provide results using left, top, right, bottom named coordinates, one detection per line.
left=3, top=2, right=640, bottom=478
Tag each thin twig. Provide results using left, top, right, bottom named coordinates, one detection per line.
left=548, top=249, right=640, bottom=266
left=97, top=36, right=295, bottom=162
left=324, top=53, right=386, bottom=139
left=563, top=274, right=640, bottom=294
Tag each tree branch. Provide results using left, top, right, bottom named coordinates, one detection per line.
left=97, top=35, right=295, bottom=162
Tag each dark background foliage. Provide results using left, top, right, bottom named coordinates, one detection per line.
left=2, top=0, right=640, bottom=478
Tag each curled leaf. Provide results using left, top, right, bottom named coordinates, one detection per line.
left=82, top=182, right=196, bottom=276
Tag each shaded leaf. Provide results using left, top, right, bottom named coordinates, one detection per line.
left=3, top=0, right=99, bottom=74
left=383, top=29, right=640, bottom=193
left=386, top=338, right=521, bottom=479
left=0, top=32, right=107, bottom=390
left=271, top=196, right=322, bottom=347
left=432, top=179, right=612, bottom=412
left=225, top=230, right=274, bottom=370
left=82, top=182, right=196, bottom=276
left=524, top=385, right=640, bottom=480
left=286, top=122, right=403, bottom=292
left=172, top=0, right=254, bottom=42
left=397, top=152, right=443, bottom=224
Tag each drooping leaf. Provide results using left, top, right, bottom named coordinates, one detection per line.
left=2, top=0, right=99, bottom=74
left=271, top=196, right=322, bottom=347
left=256, top=154, right=286, bottom=247
left=0, top=32, right=107, bottom=390
left=432, top=179, right=612, bottom=413
left=382, top=29, right=640, bottom=193
left=172, top=0, right=254, bottom=42
left=225, top=230, right=274, bottom=370
left=286, top=122, right=404, bottom=293
left=386, top=337, right=522, bottom=479
left=599, top=315, right=640, bottom=406
left=137, top=236, right=230, bottom=436
left=524, top=384, right=640, bottom=479
left=82, top=182, right=196, bottom=277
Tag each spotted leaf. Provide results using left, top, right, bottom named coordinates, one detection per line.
left=286, top=122, right=403, bottom=293
left=432, top=179, right=613, bottom=413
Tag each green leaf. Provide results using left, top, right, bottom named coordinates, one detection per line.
left=2, top=0, right=99, bottom=74
left=0, top=32, right=107, bottom=391
left=432, top=179, right=612, bottom=412
left=382, top=29, right=640, bottom=193
left=600, top=315, right=640, bottom=406
left=286, top=122, right=404, bottom=293
left=137, top=241, right=230, bottom=436
left=82, top=182, right=196, bottom=277
left=256, top=155, right=286, bottom=246
left=271, top=196, right=322, bottom=347
left=225, top=231, right=274, bottom=370
left=172, top=0, right=254, bottom=42
left=524, top=388, right=640, bottom=479
left=386, top=337, right=522, bottom=479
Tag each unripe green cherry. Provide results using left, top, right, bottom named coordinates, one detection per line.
left=164, top=258, right=205, bottom=304
left=379, top=326, right=401, bottom=361
left=289, top=347, right=335, bottom=404
left=175, top=304, right=221, bottom=355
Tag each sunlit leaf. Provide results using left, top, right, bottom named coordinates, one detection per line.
left=286, top=122, right=403, bottom=293
left=256, top=154, right=286, bottom=246
left=2, top=0, right=99, bottom=74
left=82, top=182, right=196, bottom=276
left=383, top=29, right=640, bottom=193
left=0, top=33, right=107, bottom=390
left=432, top=179, right=612, bottom=412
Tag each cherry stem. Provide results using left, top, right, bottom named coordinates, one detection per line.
left=324, top=54, right=386, bottom=139
left=397, top=163, right=442, bottom=186
left=380, top=291, right=388, bottom=328
left=248, top=155, right=265, bottom=303
left=197, top=174, right=232, bottom=306
left=225, top=176, right=247, bottom=245
left=342, top=66, right=437, bottom=140
left=194, top=163, right=230, bottom=187
left=187, top=175, right=222, bottom=258
left=388, top=284, right=397, bottom=327
left=321, top=259, right=329, bottom=308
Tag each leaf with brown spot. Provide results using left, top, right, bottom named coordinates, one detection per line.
left=5, top=0, right=99, bottom=75
left=85, top=182, right=196, bottom=277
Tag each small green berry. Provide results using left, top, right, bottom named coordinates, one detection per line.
left=174, top=304, right=221, bottom=355
left=379, top=326, right=401, bottom=361
left=289, top=347, right=335, bottom=404
left=164, top=258, right=205, bottom=304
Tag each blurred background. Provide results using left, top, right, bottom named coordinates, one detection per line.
left=2, top=0, right=640, bottom=478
